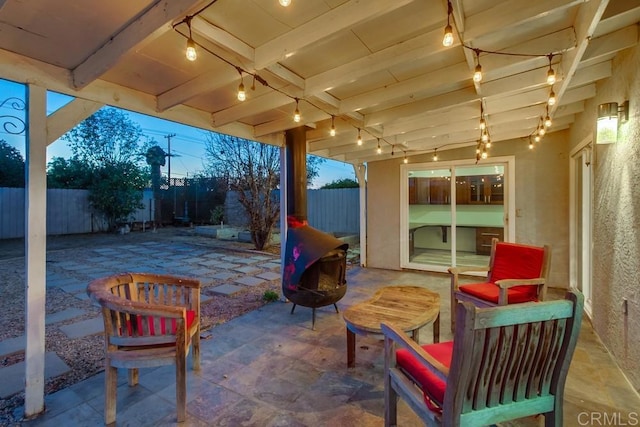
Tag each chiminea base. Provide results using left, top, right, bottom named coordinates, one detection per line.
left=290, top=303, right=340, bottom=330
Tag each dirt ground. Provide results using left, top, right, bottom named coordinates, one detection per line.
left=0, top=227, right=282, bottom=425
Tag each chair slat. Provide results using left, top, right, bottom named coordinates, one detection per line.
left=487, top=325, right=514, bottom=407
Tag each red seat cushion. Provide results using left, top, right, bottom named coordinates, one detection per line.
left=458, top=282, right=537, bottom=304
left=124, top=310, right=197, bottom=336
left=396, top=341, right=454, bottom=412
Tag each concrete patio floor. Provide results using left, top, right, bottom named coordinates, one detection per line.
left=19, top=267, right=640, bottom=426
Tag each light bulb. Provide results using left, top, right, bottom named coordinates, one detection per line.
left=357, top=136, right=363, bottom=146
left=473, top=64, right=483, bottom=83
left=403, top=156, right=408, bottom=164
left=547, top=68, right=556, bottom=85
left=538, top=127, right=546, bottom=136
left=485, top=141, right=491, bottom=148
left=293, top=109, right=301, bottom=122
left=481, top=131, right=489, bottom=142
left=329, top=126, right=336, bottom=137
left=279, top=0, right=291, bottom=6
left=186, top=38, right=197, bottom=61
left=535, top=134, right=541, bottom=142
left=529, top=142, right=534, bottom=149
left=433, top=152, right=438, bottom=161
left=479, top=117, right=486, bottom=130
left=544, top=116, right=552, bottom=128
left=237, top=82, right=246, bottom=101
left=443, top=25, right=454, bottom=47
left=481, top=150, right=488, bottom=159
left=377, top=146, right=382, bottom=154
left=548, top=90, right=556, bottom=106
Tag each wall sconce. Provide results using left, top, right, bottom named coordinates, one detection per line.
left=597, top=101, right=629, bottom=144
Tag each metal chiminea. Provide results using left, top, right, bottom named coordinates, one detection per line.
left=281, top=127, right=349, bottom=329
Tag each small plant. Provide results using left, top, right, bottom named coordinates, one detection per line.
left=262, top=290, right=279, bottom=302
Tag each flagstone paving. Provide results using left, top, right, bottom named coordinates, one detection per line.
left=0, top=235, right=283, bottom=403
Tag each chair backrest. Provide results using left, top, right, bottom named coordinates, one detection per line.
left=87, top=273, right=200, bottom=349
left=488, top=239, right=551, bottom=299
left=443, top=290, right=584, bottom=426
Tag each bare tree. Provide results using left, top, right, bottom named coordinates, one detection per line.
left=204, top=133, right=280, bottom=250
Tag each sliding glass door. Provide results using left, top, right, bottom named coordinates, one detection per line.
left=401, top=157, right=513, bottom=273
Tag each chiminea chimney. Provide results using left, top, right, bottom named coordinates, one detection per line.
left=285, top=126, right=307, bottom=222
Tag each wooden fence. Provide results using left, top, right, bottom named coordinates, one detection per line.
left=0, top=187, right=360, bottom=239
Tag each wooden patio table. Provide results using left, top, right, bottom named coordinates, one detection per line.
left=343, top=285, right=440, bottom=368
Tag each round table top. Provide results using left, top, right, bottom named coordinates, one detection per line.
left=343, top=285, right=440, bottom=334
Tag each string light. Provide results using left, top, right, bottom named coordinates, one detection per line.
left=329, top=115, right=336, bottom=136
left=544, top=115, right=552, bottom=128
left=473, top=49, right=483, bottom=83
left=481, top=146, right=488, bottom=159
left=546, top=54, right=556, bottom=85
left=356, top=128, right=363, bottom=145
left=237, top=70, right=246, bottom=101
left=403, top=155, right=408, bottom=164
left=529, top=138, right=534, bottom=149
left=433, top=149, right=438, bottom=161
left=185, top=18, right=197, bottom=61
left=535, top=134, right=541, bottom=142
left=548, top=87, right=556, bottom=106
left=481, top=129, right=489, bottom=142
left=293, top=98, right=301, bottom=122
left=485, top=141, right=492, bottom=148
left=279, top=0, right=291, bottom=6
left=376, top=138, right=382, bottom=154
left=442, top=1, right=454, bottom=47
left=538, top=124, right=546, bottom=136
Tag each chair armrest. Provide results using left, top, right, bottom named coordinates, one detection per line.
left=447, top=266, right=490, bottom=276
left=381, top=322, right=449, bottom=382
left=494, top=278, right=545, bottom=289
left=95, top=292, right=187, bottom=319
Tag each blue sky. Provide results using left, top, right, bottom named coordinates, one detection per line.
left=1, top=78, right=355, bottom=188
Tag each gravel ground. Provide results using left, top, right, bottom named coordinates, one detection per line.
left=0, top=228, right=282, bottom=425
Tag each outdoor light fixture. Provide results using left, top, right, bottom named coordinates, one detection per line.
left=376, top=139, right=382, bottom=154
left=433, top=149, right=438, bottom=161
left=279, top=0, right=291, bottom=6
left=356, top=128, right=363, bottom=146
left=329, top=115, right=336, bottom=136
left=597, top=101, right=629, bottom=144
left=442, top=2, right=454, bottom=47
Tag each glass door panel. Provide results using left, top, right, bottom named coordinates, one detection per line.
left=453, top=164, right=505, bottom=268
left=407, top=168, right=452, bottom=269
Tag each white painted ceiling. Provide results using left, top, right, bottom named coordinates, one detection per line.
left=0, top=0, right=638, bottom=164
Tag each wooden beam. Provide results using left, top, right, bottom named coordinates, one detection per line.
left=463, top=0, right=583, bottom=42
left=581, top=25, right=638, bottom=67
left=254, top=0, right=414, bottom=70
left=305, top=29, right=450, bottom=96
left=213, top=90, right=293, bottom=127
left=73, top=0, right=209, bottom=89
left=157, top=69, right=238, bottom=112
left=568, top=61, right=612, bottom=88
left=551, top=0, right=610, bottom=114
left=46, top=99, right=104, bottom=144
left=24, top=84, right=48, bottom=418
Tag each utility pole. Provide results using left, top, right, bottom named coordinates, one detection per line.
left=164, top=133, right=176, bottom=217
left=164, top=133, right=176, bottom=185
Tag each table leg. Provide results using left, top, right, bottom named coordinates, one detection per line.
left=347, top=328, right=356, bottom=368
left=433, top=313, right=440, bottom=343
left=411, top=329, right=420, bottom=344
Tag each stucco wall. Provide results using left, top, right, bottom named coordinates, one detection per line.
left=568, top=43, right=640, bottom=390
left=366, top=131, right=569, bottom=288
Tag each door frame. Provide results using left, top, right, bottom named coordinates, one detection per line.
left=569, top=134, right=594, bottom=318
left=400, top=156, right=515, bottom=272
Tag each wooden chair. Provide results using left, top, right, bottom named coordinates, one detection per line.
left=448, top=238, right=551, bottom=331
left=87, top=273, right=201, bottom=425
left=381, top=290, right=584, bottom=427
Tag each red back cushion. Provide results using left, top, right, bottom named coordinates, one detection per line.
left=124, top=310, right=196, bottom=336
left=490, top=242, right=545, bottom=297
